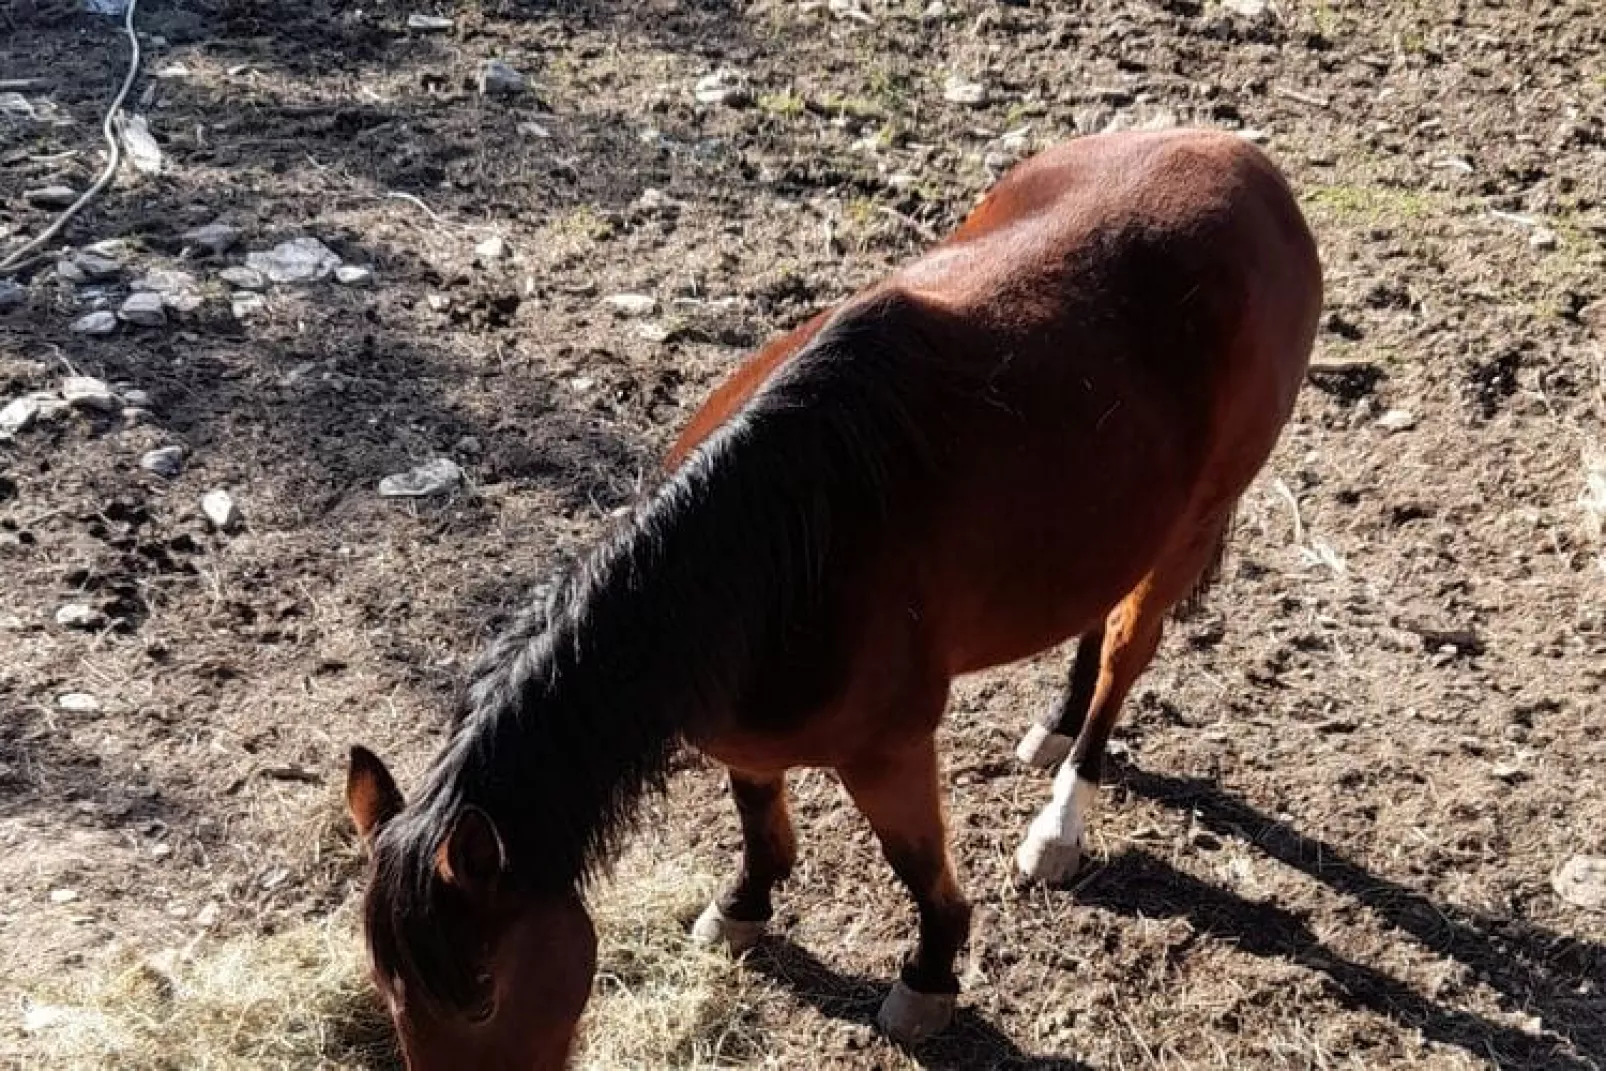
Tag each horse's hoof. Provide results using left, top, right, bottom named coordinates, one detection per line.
left=1015, top=724, right=1073, bottom=769
left=1015, top=833, right=1083, bottom=885
left=690, top=901, right=766, bottom=955
left=876, top=979, right=956, bottom=1045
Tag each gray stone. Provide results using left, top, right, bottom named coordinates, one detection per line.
left=201, top=489, right=239, bottom=530
left=1530, top=228, right=1560, bottom=251
left=182, top=222, right=240, bottom=256
left=474, top=234, right=509, bottom=261
left=0, top=396, right=40, bottom=436
left=219, top=266, right=267, bottom=290
left=407, top=12, right=454, bottom=30
left=0, top=281, right=24, bottom=312
left=1553, top=855, right=1606, bottom=911
left=943, top=74, right=988, bottom=106
left=694, top=69, right=752, bottom=107
left=73, top=252, right=121, bottom=280
left=131, top=269, right=199, bottom=294
left=231, top=292, right=267, bottom=320
left=55, top=603, right=105, bottom=630
left=480, top=59, right=527, bottom=96
left=1376, top=408, right=1417, bottom=432
left=334, top=264, right=375, bottom=287
left=57, top=692, right=101, bottom=713
left=245, top=237, right=342, bottom=284
left=61, top=376, right=117, bottom=411
left=378, top=458, right=463, bottom=498
left=24, top=185, right=78, bottom=208
left=120, top=115, right=164, bottom=174
left=603, top=293, right=657, bottom=317
left=118, top=291, right=166, bottom=326
left=56, top=259, right=87, bottom=284
left=140, top=445, right=184, bottom=478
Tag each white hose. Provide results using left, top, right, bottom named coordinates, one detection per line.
left=0, top=0, right=142, bottom=276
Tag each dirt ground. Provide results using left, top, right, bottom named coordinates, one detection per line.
left=2, top=0, right=1605, bottom=1068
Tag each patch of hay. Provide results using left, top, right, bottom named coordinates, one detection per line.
left=577, top=855, right=763, bottom=1070
left=14, top=911, right=395, bottom=1071
left=13, top=853, right=759, bottom=1070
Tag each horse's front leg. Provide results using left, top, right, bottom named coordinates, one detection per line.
left=692, top=769, right=796, bottom=954
left=838, top=734, right=972, bottom=1045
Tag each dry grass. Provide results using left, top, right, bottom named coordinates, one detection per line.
left=8, top=847, right=760, bottom=1071
left=10, top=909, right=392, bottom=1071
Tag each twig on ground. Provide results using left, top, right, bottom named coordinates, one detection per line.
left=1273, top=477, right=1305, bottom=546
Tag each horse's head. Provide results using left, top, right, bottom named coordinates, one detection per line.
left=345, top=745, right=597, bottom=1070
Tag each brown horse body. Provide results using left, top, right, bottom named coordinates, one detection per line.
left=347, top=129, right=1322, bottom=1069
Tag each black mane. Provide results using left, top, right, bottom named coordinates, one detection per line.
left=367, top=292, right=958, bottom=1011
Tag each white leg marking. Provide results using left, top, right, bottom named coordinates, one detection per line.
left=1015, top=765, right=1099, bottom=884
left=690, top=901, right=766, bottom=955
left=1015, top=723, right=1073, bottom=768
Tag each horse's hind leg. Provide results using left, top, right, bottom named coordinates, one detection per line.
left=1017, top=515, right=1231, bottom=884
left=1016, top=624, right=1106, bottom=768
left=692, top=770, right=796, bottom=954
left=838, top=734, right=972, bottom=1045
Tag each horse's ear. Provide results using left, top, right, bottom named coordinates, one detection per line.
left=436, top=805, right=506, bottom=899
left=346, top=745, right=404, bottom=843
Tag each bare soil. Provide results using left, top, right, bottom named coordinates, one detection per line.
left=2, top=1, right=1604, bottom=1068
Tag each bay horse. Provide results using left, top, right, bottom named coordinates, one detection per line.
left=345, top=128, right=1322, bottom=1069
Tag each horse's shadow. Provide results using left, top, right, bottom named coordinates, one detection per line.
left=742, top=765, right=1605, bottom=1070
left=1109, top=765, right=1606, bottom=1070
left=745, top=939, right=1092, bottom=1071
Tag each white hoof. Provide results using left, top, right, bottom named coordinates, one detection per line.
left=1015, top=833, right=1084, bottom=885
left=690, top=901, right=766, bottom=955
left=876, top=979, right=956, bottom=1044
left=1015, top=724, right=1073, bottom=769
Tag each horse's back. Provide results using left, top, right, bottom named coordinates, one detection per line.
left=886, top=130, right=1322, bottom=673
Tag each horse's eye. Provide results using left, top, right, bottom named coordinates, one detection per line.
left=465, top=976, right=495, bottom=1023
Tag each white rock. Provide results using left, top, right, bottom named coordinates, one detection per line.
left=335, top=264, right=374, bottom=287
left=943, top=74, right=988, bottom=106
left=517, top=121, right=551, bottom=138
left=24, top=185, right=77, bottom=208
left=475, top=234, right=510, bottom=261
left=0, top=396, right=40, bottom=436
left=48, top=888, right=80, bottom=905
left=131, top=268, right=199, bottom=294
left=70, top=310, right=117, bottom=335
left=480, top=59, right=527, bottom=96
left=1220, top=0, right=1272, bottom=18
left=72, top=252, right=121, bottom=280
left=1530, top=228, right=1559, bottom=251
left=1553, top=855, right=1606, bottom=911
left=245, top=236, right=342, bottom=284
left=603, top=293, right=657, bottom=316
left=219, top=266, right=267, bottom=290
left=378, top=458, right=463, bottom=498
left=140, top=445, right=184, bottom=477
left=118, top=291, right=166, bottom=326
left=694, top=69, right=751, bottom=107
left=120, top=115, right=164, bottom=174
left=231, top=293, right=267, bottom=319
left=57, top=693, right=101, bottom=713
left=201, top=489, right=239, bottom=530
left=407, top=12, right=454, bottom=30
left=0, top=280, right=24, bottom=311
left=425, top=293, right=452, bottom=312
left=1376, top=408, right=1417, bottom=432
left=121, top=388, right=151, bottom=407
left=921, top=0, right=946, bottom=20
left=56, top=259, right=86, bottom=284
left=55, top=603, right=104, bottom=630
left=182, top=222, right=240, bottom=256
left=61, top=376, right=117, bottom=411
